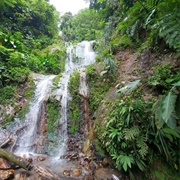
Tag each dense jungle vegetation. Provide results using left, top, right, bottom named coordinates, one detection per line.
left=0, top=0, right=66, bottom=104
left=0, top=0, right=180, bottom=179
left=62, top=0, right=180, bottom=179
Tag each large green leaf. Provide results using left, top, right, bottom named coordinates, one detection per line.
left=117, top=79, right=140, bottom=94
left=173, top=81, right=180, bottom=86
left=161, top=91, right=177, bottom=123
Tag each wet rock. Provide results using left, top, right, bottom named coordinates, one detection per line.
left=73, top=168, right=82, bottom=176
left=25, top=157, right=33, bottom=163
left=102, top=158, right=110, bottom=167
left=0, top=169, right=14, bottom=180
left=0, top=158, right=11, bottom=169
left=14, top=172, right=30, bottom=180
left=36, top=156, right=46, bottom=162
left=63, top=170, right=71, bottom=176
left=79, top=157, right=90, bottom=170
left=94, top=168, right=122, bottom=180
left=89, top=160, right=98, bottom=172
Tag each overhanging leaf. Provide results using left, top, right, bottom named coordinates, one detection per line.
left=166, top=115, right=176, bottom=129
left=173, top=81, right=180, bottom=86
left=161, top=91, right=177, bottom=123
left=117, top=79, right=140, bottom=94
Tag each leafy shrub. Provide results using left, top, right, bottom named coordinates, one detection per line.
left=7, top=67, right=29, bottom=83
left=158, top=0, right=180, bottom=51
left=148, top=64, right=180, bottom=91
left=98, top=78, right=179, bottom=174
left=100, top=96, right=154, bottom=173
left=111, top=34, right=133, bottom=50
left=0, top=85, right=17, bottom=104
left=8, top=51, right=26, bottom=67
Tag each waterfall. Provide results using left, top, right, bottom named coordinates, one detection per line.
left=15, top=74, right=55, bottom=155
left=55, top=41, right=96, bottom=156
left=6, top=41, right=96, bottom=158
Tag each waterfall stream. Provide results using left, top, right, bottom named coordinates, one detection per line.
left=6, top=41, right=96, bottom=158
left=54, top=41, right=96, bottom=156
left=15, top=74, right=55, bottom=155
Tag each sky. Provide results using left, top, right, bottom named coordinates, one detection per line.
left=49, top=0, right=89, bottom=15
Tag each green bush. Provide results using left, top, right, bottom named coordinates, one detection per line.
left=100, top=96, right=154, bottom=172
left=8, top=51, right=26, bottom=67
left=7, top=67, right=29, bottom=83
left=0, top=85, right=17, bottom=104
left=148, top=64, right=180, bottom=91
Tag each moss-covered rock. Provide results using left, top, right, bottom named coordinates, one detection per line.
left=0, top=73, right=35, bottom=126
left=46, top=98, right=60, bottom=134
left=68, top=71, right=81, bottom=134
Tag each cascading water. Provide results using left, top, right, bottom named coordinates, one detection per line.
left=55, top=41, right=96, bottom=156
left=14, top=74, right=55, bottom=155
left=6, top=41, right=96, bottom=160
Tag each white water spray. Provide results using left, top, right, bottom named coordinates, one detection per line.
left=15, top=74, right=55, bottom=155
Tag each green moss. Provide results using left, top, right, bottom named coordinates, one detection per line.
left=150, top=158, right=180, bottom=180
left=69, top=104, right=80, bottom=134
left=17, top=105, right=29, bottom=120
left=94, top=139, right=106, bottom=157
left=86, top=64, right=112, bottom=114
left=47, top=98, right=60, bottom=134
left=68, top=71, right=81, bottom=134
left=17, top=74, right=35, bottom=120
left=1, top=114, right=13, bottom=127
left=52, top=73, right=62, bottom=90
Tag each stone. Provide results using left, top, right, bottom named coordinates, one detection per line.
left=73, top=168, right=82, bottom=176
left=63, top=170, right=71, bottom=176
left=36, top=156, right=46, bottom=162
left=102, top=157, right=110, bottom=167
left=0, top=158, right=11, bottom=169
left=0, top=169, right=14, bottom=180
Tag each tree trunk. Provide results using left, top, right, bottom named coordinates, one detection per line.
left=0, top=148, right=32, bottom=170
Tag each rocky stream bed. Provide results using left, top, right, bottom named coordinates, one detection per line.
left=0, top=129, right=125, bottom=180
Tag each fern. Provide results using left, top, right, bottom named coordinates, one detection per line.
left=136, top=136, right=148, bottom=158
left=116, top=154, right=134, bottom=172
left=124, top=126, right=140, bottom=141
left=158, top=2, right=180, bottom=50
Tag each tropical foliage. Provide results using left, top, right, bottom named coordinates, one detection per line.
left=0, top=0, right=179, bottom=178
left=87, top=0, right=180, bottom=52
left=60, top=8, right=104, bottom=41
left=0, top=0, right=66, bottom=105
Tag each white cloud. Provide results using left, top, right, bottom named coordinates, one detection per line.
left=49, top=0, right=89, bottom=15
